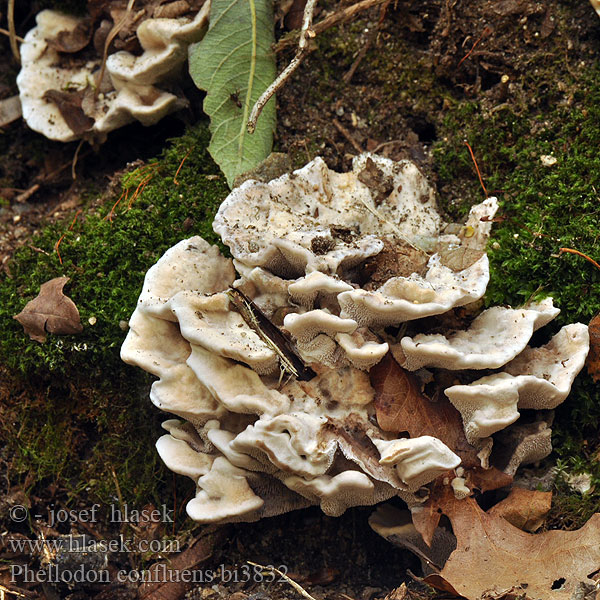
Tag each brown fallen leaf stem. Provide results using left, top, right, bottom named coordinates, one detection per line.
left=559, top=247, right=600, bottom=272
left=247, top=561, right=320, bottom=600
left=173, top=148, right=192, bottom=185
left=8, top=0, right=19, bottom=63
left=464, top=141, right=488, bottom=196
left=247, top=0, right=318, bottom=134
left=54, top=209, right=82, bottom=265
left=332, top=118, right=364, bottom=154
left=457, top=26, right=492, bottom=68
left=275, top=0, right=389, bottom=52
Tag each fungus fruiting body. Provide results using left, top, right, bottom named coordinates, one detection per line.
left=121, top=154, right=589, bottom=526
left=17, top=4, right=209, bottom=142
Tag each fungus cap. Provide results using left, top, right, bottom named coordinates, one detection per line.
left=121, top=155, right=589, bottom=525
left=396, top=299, right=560, bottom=371
left=17, top=5, right=209, bottom=142
left=374, top=436, right=461, bottom=490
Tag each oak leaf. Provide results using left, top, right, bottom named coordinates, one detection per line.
left=487, top=487, right=552, bottom=532
left=138, top=528, right=225, bottom=600
left=371, top=355, right=517, bottom=546
left=43, top=90, right=95, bottom=137
left=13, top=277, right=83, bottom=343
left=424, top=495, right=600, bottom=600
left=370, top=353, right=479, bottom=467
left=438, top=246, right=485, bottom=271
left=586, top=312, right=600, bottom=382
left=411, top=467, right=514, bottom=547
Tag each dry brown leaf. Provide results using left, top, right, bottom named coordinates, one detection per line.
left=357, top=156, right=394, bottom=205
left=370, top=354, right=479, bottom=467
left=438, top=246, right=485, bottom=271
left=465, top=465, right=514, bottom=493
left=43, top=90, right=95, bottom=137
left=424, top=495, right=600, bottom=600
left=487, top=487, right=552, bottom=532
left=411, top=467, right=514, bottom=547
left=13, top=277, right=83, bottom=343
left=586, top=312, right=600, bottom=382
left=361, top=239, right=429, bottom=289
left=47, top=19, right=93, bottom=53
left=410, top=475, right=453, bottom=547
left=138, top=528, right=225, bottom=600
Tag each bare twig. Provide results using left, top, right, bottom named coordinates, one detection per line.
left=247, top=0, right=318, bottom=133
left=95, top=0, right=136, bottom=97
left=8, top=0, right=20, bottom=63
left=343, top=34, right=375, bottom=84
left=559, top=247, right=600, bottom=272
left=372, top=138, right=403, bottom=153
left=275, top=0, right=389, bottom=52
left=343, top=0, right=390, bottom=83
left=15, top=184, right=40, bottom=203
left=71, top=139, right=85, bottom=180
left=332, top=118, right=363, bottom=154
left=249, top=0, right=390, bottom=131
left=0, top=582, right=36, bottom=598
left=247, top=561, right=320, bottom=600
left=0, top=27, right=24, bottom=42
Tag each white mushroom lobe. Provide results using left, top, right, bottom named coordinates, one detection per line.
left=121, top=154, right=589, bottom=523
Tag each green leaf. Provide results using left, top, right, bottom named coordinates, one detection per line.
left=189, top=0, right=276, bottom=187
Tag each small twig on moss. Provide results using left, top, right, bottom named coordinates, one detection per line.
left=54, top=209, right=82, bottom=265
left=173, top=148, right=192, bottom=185
left=343, top=0, right=391, bottom=84
left=247, top=0, right=318, bottom=134
left=457, top=26, right=492, bottom=69
left=464, top=141, right=488, bottom=196
left=559, top=247, right=600, bottom=272
left=247, top=561, right=320, bottom=600
left=8, top=0, right=20, bottom=63
left=332, top=117, right=363, bottom=154
left=275, top=0, right=389, bottom=52
left=95, top=0, right=136, bottom=98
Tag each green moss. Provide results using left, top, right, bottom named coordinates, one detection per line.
left=0, top=122, right=227, bottom=513
left=1, top=122, right=227, bottom=378
left=433, top=67, right=600, bottom=526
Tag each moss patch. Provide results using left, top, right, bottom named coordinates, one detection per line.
left=433, top=68, right=600, bottom=527
left=0, top=122, right=228, bottom=511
